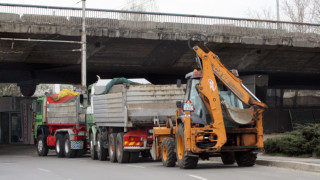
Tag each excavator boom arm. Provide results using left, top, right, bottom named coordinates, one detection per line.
left=193, top=46, right=266, bottom=109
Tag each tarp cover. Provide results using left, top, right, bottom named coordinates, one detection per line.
left=100, top=77, right=135, bottom=94
left=51, top=89, right=79, bottom=102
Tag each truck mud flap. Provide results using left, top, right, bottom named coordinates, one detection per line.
left=150, top=141, right=157, bottom=160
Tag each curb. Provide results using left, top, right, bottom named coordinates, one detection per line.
left=256, top=159, right=320, bottom=173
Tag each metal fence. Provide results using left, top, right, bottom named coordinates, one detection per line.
left=289, top=109, right=320, bottom=128
left=0, top=3, right=319, bottom=38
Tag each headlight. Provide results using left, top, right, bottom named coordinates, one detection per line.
left=148, top=129, right=153, bottom=134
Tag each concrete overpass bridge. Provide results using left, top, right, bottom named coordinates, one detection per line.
left=0, top=3, right=320, bottom=96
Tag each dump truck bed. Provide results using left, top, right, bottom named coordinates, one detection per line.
left=92, top=84, right=185, bottom=128
left=46, top=96, right=84, bottom=125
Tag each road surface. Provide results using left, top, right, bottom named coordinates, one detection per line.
left=0, top=145, right=319, bottom=180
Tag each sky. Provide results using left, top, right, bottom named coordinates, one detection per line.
left=0, top=0, right=276, bottom=19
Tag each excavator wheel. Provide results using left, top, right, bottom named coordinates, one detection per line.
left=235, top=151, right=257, bottom=167
left=176, top=124, right=198, bottom=169
left=161, top=137, right=176, bottom=167
left=221, top=152, right=235, bottom=165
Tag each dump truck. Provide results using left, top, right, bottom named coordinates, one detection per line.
left=34, top=91, right=87, bottom=158
left=151, top=46, right=267, bottom=169
left=87, top=78, right=185, bottom=162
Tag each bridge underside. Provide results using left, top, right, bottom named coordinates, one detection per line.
left=1, top=32, right=320, bottom=88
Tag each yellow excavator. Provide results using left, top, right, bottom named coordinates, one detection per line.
left=151, top=45, right=267, bottom=169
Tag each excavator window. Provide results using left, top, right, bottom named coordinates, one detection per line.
left=185, top=79, right=211, bottom=125
left=216, top=79, right=244, bottom=109
left=185, top=77, right=247, bottom=126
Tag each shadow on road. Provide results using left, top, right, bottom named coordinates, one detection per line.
left=195, top=162, right=239, bottom=169
left=0, top=145, right=254, bottom=170
left=0, top=144, right=37, bottom=156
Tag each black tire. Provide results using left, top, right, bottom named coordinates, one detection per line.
left=116, top=132, right=129, bottom=163
left=64, top=134, right=76, bottom=158
left=235, top=151, right=257, bottom=167
left=129, top=152, right=140, bottom=163
left=37, top=135, right=48, bottom=156
left=90, top=133, right=98, bottom=160
left=221, top=152, right=235, bottom=165
left=109, top=133, right=117, bottom=163
left=97, top=133, right=108, bottom=161
left=55, top=134, right=64, bottom=158
left=176, top=124, right=198, bottom=169
left=161, top=137, right=176, bottom=167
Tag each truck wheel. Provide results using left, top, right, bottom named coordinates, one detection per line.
left=221, top=152, right=235, bottom=165
left=97, top=133, right=108, bottom=161
left=55, top=134, right=65, bottom=158
left=161, top=137, right=176, bottom=167
left=116, top=132, right=129, bottom=163
left=109, top=133, right=117, bottom=162
left=90, top=133, right=98, bottom=160
left=129, top=152, right=139, bottom=163
left=176, top=124, right=198, bottom=169
left=37, top=135, right=48, bottom=156
left=64, top=134, right=76, bottom=158
left=235, top=151, right=257, bottom=167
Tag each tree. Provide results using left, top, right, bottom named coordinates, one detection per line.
left=282, top=0, right=313, bottom=23
left=122, top=0, right=158, bottom=12
left=311, top=0, right=320, bottom=23
left=248, top=0, right=319, bottom=23
left=120, top=0, right=158, bottom=21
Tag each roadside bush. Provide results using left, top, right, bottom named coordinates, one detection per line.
left=264, top=124, right=320, bottom=156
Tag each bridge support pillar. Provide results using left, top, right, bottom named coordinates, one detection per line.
left=241, top=74, right=268, bottom=102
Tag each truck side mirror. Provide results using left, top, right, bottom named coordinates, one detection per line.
left=177, top=79, right=181, bottom=88
left=176, top=101, right=182, bottom=108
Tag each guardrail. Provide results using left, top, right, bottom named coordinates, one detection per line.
left=0, top=3, right=319, bottom=38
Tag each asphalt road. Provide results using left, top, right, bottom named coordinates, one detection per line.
left=1, top=145, right=320, bottom=180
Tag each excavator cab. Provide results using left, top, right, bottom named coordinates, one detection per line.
left=184, top=69, right=253, bottom=127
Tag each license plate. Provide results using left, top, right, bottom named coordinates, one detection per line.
left=183, top=103, right=194, bottom=111
left=75, top=142, right=80, bottom=148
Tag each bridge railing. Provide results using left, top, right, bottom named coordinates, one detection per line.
left=0, top=3, right=319, bottom=38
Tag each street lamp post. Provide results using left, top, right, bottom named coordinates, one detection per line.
left=276, top=0, right=280, bottom=29
left=276, top=0, right=280, bottom=21
left=81, top=0, right=87, bottom=90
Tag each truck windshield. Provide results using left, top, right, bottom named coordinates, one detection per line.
left=37, top=101, right=42, bottom=115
